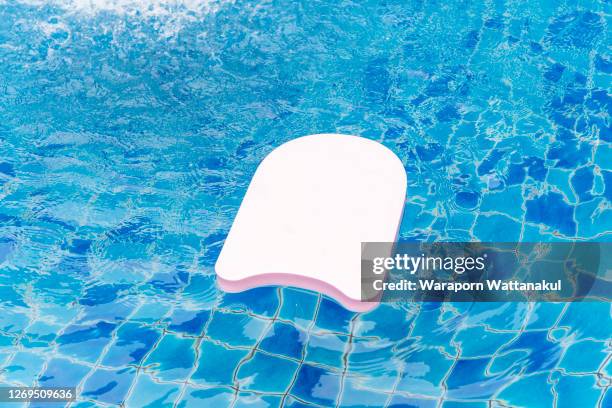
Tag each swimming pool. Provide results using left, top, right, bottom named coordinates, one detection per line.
left=0, top=0, right=610, bottom=406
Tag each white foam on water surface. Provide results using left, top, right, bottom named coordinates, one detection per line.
left=5, top=0, right=235, bottom=40
left=8, top=0, right=231, bottom=17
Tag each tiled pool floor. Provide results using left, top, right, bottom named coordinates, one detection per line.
left=0, top=0, right=610, bottom=407
left=1, top=290, right=611, bottom=407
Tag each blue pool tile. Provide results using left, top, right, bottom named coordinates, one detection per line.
left=2, top=351, right=45, bottom=385
left=54, top=255, right=90, bottom=277
left=454, top=325, right=515, bottom=357
left=442, top=402, right=488, bottom=407
left=202, top=232, right=226, bottom=267
left=234, top=393, right=282, bottom=408
left=348, top=339, right=399, bottom=391
left=0, top=162, right=15, bottom=177
left=526, top=192, right=577, bottom=236
left=38, top=358, right=89, bottom=387
left=314, top=297, right=355, bottom=334
left=177, top=386, right=234, bottom=407
left=283, top=396, right=322, bottom=407
left=182, top=274, right=217, bottom=308
left=0, top=284, right=25, bottom=308
left=437, top=104, right=461, bottom=123
left=355, top=305, right=413, bottom=341
left=477, top=149, right=505, bottom=176
left=291, top=363, right=341, bottom=406
left=79, top=283, right=129, bottom=306
left=32, top=278, right=79, bottom=310
left=480, top=186, right=523, bottom=220
left=79, top=299, right=136, bottom=325
left=0, top=352, right=14, bottom=370
left=23, top=321, right=63, bottom=348
left=81, top=367, right=135, bottom=405
left=554, top=374, right=600, bottom=408
left=576, top=198, right=611, bottom=237
left=506, top=163, right=526, bottom=185
left=557, top=302, right=612, bottom=341
left=0, top=309, right=29, bottom=334
left=0, top=239, right=15, bottom=264
left=130, top=302, right=172, bottom=324
left=0, top=333, right=15, bottom=349
left=144, top=333, right=196, bottom=381
left=547, top=11, right=604, bottom=49
left=166, top=309, right=210, bottom=335
left=409, top=307, right=456, bottom=353
left=571, top=166, right=594, bottom=202
left=107, top=216, right=162, bottom=244
left=191, top=340, right=248, bottom=385
left=546, top=168, right=575, bottom=202
left=544, top=62, right=565, bottom=83
left=595, top=54, right=612, bottom=73
left=601, top=389, right=611, bottom=408
left=559, top=340, right=607, bottom=374
left=259, top=321, right=305, bottom=360
left=102, top=322, right=161, bottom=367
left=497, top=331, right=561, bottom=374
left=445, top=358, right=512, bottom=399
left=463, top=302, right=529, bottom=332
left=488, top=350, right=529, bottom=375
left=219, top=286, right=279, bottom=318
left=339, top=377, right=389, bottom=407
left=604, top=170, right=612, bottom=199
left=206, top=311, right=267, bottom=347
left=387, top=394, right=437, bottom=408
left=473, top=214, right=521, bottom=242
left=416, top=143, right=443, bottom=162
left=147, top=270, right=189, bottom=294
left=305, top=332, right=347, bottom=368
left=497, top=372, right=553, bottom=407
left=525, top=303, right=566, bottom=329
left=57, top=321, right=116, bottom=363
left=30, top=403, right=70, bottom=408
left=236, top=351, right=298, bottom=393
left=394, top=347, right=453, bottom=398
left=124, top=373, right=180, bottom=407
left=455, top=191, right=480, bottom=209
left=364, top=57, right=390, bottom=103
left=279, top=288, right=319, bottom=329
left=525, top=157, right=547, bottom=181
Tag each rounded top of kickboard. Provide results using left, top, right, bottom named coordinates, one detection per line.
left=215, top=134, right=406, bottom=311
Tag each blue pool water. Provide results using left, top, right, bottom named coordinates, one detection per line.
left=0, top=0, right=610, bottom=407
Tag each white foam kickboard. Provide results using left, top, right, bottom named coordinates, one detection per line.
left=215, top=133, right=406, bottom=311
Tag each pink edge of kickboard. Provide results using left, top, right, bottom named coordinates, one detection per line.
left=214, top=133, right=407, bottom=312
left=217, top=273, right=381, bottom=312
